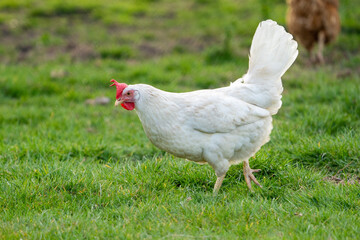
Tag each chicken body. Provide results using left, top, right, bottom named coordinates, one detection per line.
left=111, top=20, right=298, bottom=193
left=286, top=0, right=340, bottom=63
left=134, top=85, right=272, bottom=164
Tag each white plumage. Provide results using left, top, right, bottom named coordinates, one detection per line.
left=111, top=20, right=298, bottom=193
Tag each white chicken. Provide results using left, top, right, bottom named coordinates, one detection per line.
left=110, top=20, right=298, bottom=194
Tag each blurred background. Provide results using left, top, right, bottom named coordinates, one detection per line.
left=0, top=0, right=358, bottom=69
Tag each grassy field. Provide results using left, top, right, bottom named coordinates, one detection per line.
left=1, top=0, right=359, bottom=239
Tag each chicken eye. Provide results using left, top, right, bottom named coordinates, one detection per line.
left=127, top=92, right=131, bottom=96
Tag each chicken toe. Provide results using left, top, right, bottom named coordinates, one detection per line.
left=243, top=161, right=262, bottom=191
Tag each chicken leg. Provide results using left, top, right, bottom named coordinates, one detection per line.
left=316, top=31, right=325, bottom=64
left=213, top=174, right=226, bottom=195
left=243, top=160, right=262, bottom=191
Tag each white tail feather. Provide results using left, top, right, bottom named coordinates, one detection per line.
left=233, top=20, right=298, bottom=115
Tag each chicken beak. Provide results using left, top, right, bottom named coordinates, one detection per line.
left=114, top=99, right=124, bottom=107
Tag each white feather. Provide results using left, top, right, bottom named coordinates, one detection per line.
left=231, top=19, right=298, bottom=114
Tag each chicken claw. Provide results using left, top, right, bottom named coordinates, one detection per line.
left=243, top=161, right=262, bottom=191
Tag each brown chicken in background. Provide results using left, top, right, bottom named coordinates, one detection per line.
left=286, top=0, right=340, bottom=64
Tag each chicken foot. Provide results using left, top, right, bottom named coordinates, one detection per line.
left=243, top=160, right=262, bottom=191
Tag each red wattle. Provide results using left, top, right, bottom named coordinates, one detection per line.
left=121, top=102, right=135, bottom=110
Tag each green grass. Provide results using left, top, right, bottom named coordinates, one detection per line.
left=1, top=0, right=360, bottom=239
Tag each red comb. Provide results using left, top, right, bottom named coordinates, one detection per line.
left=110, top=79, right=128, bottom=99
